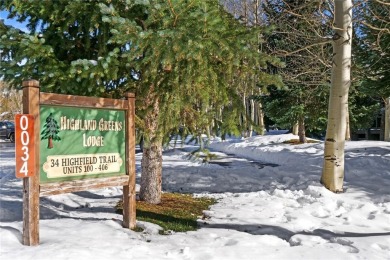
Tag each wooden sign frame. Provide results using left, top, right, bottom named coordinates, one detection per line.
left=21, top=80, right=136, bottom=246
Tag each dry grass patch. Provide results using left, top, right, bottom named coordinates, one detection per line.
left=283, top=139, right=320, bottom=145
left=116, top=193, right=216, bottom=233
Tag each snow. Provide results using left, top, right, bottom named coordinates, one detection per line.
left=1, top=131, right=390, bottom=260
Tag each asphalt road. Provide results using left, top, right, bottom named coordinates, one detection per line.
left=0, top=141, right=15, bottom=161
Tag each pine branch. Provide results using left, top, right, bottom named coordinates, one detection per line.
left=167, top=0, right=179, bottom=26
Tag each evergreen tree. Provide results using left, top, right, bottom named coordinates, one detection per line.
left=355, top=0, right=390, bottom=141
left=1, top=0, right=282, bottom=203
left=348, top=89, right=381, bottom=132
left=261, top=84, right=328, bottom=140
left=220, top=0, right=272, bottom=137
left=105, top=1, right=282, bottom=203
left=0, top=0, right=130, bottom=95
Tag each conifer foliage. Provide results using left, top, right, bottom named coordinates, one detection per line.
left=355, top=1, right=390, bottom=141
left=0, top=0, right=281, bottom=203
left=0, top=0, right=131, bottom=95
left=106, top=0, right=282, bottom=203
left=356, top=0, right=390, bottom=99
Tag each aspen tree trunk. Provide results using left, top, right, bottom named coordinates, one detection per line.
left=140, top=87, right=162, bottom=204
left=292, top=122, right=299, bottom=135
left=252, top=1, right=261, bottom=137
left=345, top=105, right=351, bottom=141
left=380, top=107, right=385, bottom=141
left=249, top=98, right=255, bottom=137
left=242, top=93, right=248, bottom=138
left=385, top=97, right=390, bottom=141
left=258, top=101, right=265, bottom=135
left=253, top=102, right=258, bottom=126
left=321, top=0, right=353, bottom=193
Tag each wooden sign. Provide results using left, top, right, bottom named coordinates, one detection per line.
left=20, top=80, right=136, bottom=246
left=15, top=114, right=36, bottom=178
left=39, top=106, right=126, bottom=183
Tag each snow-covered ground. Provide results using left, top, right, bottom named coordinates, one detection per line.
left=1, top=131, right=390, bottom=260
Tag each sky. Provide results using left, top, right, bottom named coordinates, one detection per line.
left=1, top=131, right=390, bottom=259
left=0, top=11, right=29, bottom=32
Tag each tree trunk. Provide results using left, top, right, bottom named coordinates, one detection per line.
left=140, top=87, right=163, bottom=204
left=241, top=93, right=247, bottom=137
left=257, top=101, right=265, bottom=135
left=380, top=105, right=385, bottom=141
left=298, top=117, right=306, bottom=143
left=321, top=0, right=353, bottom=193
left=140, top=141, right=162, bottom=204
left=345, top=104, right=351, bottom=141
left=292, top=122, right=299, bottom=135
left=249, top=98, right=255, bottom=137
left=345, top=103, right=351, bottom=141
left=385, top=97, right=390, bottom=142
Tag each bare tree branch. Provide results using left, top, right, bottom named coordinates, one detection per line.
left=278, top=38, right=333, bottom=56
left=373, top=0, right=390, bottom=7
left=361, top=21, right=390, bottom=34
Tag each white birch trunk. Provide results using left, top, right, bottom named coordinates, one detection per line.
left=249, top=98, right=255, bottom=137
left=257, top=101, right=265, bottom=135
left=321, top=0, right=353, bottom=193
left=292, top=122, right=299, bottom=135
left=345, top=105, right=351, bottom=141
left=242, top=93, right=247, bottom=137
left=385, top=97, right=390, bottom=142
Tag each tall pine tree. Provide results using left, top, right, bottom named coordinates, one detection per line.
left=355, top=0, right=390, bottom=141
left=1, top=0, right=282, bottom=203
left=104, top=1, right=282, bottom=203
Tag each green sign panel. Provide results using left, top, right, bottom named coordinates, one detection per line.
left=39, top=105, right=126, bottom=183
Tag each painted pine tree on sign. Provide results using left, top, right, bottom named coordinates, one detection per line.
left=41, top=113, right=61, bottom=149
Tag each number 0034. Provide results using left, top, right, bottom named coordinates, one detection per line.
left=15, top=114, right=36, bottom=178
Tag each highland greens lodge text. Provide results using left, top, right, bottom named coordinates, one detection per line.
left=59, top=116, right=124, bottom=147
left=60, top=116, right=123, bottom=131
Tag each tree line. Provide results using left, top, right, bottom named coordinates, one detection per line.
left=0, top=0, right=389, bottom=202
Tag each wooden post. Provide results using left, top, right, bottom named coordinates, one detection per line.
left=22, top=80, right=40, bottom=246
left=123, top=93, right=136, bottom=229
